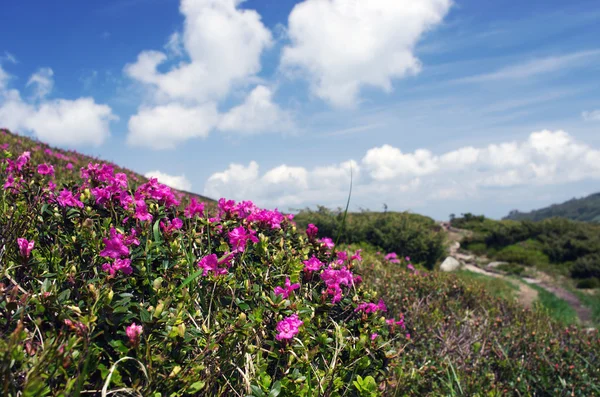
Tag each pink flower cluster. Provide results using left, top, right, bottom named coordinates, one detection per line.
left=320, top=265, right=354, bottom=303
left=228, top=226, right=259, bottom=253
left=386, top=314, right=406, bottom=330
left=384, top=252, right=400, bottom=264
left=355, top=299, right=388, bottom=314
left=306, top=223, right=318, bottom=239
left=160, top=217, right=183, bottom=235
left=275, top=314, right=303, bottom=341
left=303, top=256, right=323, bottom=273
left=100, top=228, right=139, bottom=276
left=126, top=322, right=143, bottom=346
left=184, top=198, right=205, bottom=219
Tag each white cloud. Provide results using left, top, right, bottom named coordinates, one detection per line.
left=125, top=0, right=272, bottom=103
left=203, top=130, right=600, bottom=210
left=582, top=109, right=600, bottom=121
left=218, top=85, right=293, bottom=134
left=145, top=170, right=192, bottom=191
left=0, top=67, right=116, bottom=147
left=27, top=67, right=54, bottom=100
left=125, top=0, right=280, bottom=148
left=127, top=103, right=219, bottom=149
left=280, top=0, right=452, bottom=107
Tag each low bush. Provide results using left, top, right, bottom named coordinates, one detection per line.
left=294, top=207, right=446, bottom=270
left=0, top=144, right=403, bottom=396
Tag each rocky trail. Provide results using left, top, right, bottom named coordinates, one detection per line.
left=440, top=223, right=593, bottom=326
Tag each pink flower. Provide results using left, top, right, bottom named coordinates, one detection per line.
left=37, top=163, right=54, bottom=176
left=386, top=315, right=406, bottom=330
left=370, top=333, right=379, bottom=341
left=160, top=217, right=183, bottom=235
left=184, top=198, right=205, bottom=219
left=351, top=249, right=363, bottom=262
left=384, top=252, right=400, bottom=264
left=126, top=322, right=143, bottom=346
left=228, top=226, right=258, bottom=252
left=102, top=258, right=132, bottom=276
left=320, top=265, right=354, bottom=304
left=274, top=278, right=300, bottom=299
left=66, top=163, right=74, bottom=170
left=302, top=256, right=323, bottom=273
left=100, top=228, right=130, bottom=259
left=355, top=299, right=388, bottom=314
left=407, top=263, right=415, bottom=272
left=57, top=189, right=84, bottom=208
left=197, top=253, right=234, bottom=276
left=306, top=224, right=318, bottom=239
left=275, top=314, right=303, bottom=341
left=17, top=238, right=34, bottom=259
left=319, top=237, right=335, bottom=250
left=133, top=198, right=152, bottom=222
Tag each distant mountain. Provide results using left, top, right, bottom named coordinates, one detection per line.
left=504, top=192, right=600, bottom=223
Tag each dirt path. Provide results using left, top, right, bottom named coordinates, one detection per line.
left=443, top=223, right=592, bottom=325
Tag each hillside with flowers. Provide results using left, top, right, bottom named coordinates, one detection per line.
left=1, top=128, right=599, bottom=396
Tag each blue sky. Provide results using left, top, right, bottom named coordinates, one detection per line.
left=1, top=0, right=599, bottom=220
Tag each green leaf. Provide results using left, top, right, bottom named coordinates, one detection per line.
left=153, top=219, right=162, bottom=243
left=177, top=269, right=204, bottom=291
left=269, top=381, right=281, bottom=397
left=188, top=381, right=206, bottom=393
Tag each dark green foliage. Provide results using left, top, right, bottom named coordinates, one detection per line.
left=452, top=214, right=600, bottom=280
left=505, top=192, right=600, bottom=223
left=294, top=207, right=446, bottom=269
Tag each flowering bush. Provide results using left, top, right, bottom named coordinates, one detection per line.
left=0, top=130, right=401, bottom=396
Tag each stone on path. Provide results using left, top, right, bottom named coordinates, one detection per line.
left=440, top=256, right=461, bottom=272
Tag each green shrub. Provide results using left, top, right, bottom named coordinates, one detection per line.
left=495, top=244, right=550, bottom=267
left=576, top=278, right=600, bottom=289
left=294, top=207, right=446, bottom=269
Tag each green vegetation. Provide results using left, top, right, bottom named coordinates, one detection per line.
left=2, top=129, right=600, bottom=395
left=452, top=213, right=600, bottom=285
left=505, top=192, right=600, bottom=223
left=454, top=270, right=519, bottom=301
left=353, top=249, right=600, bottom=395
left=294, top=207, right=446, bottom=269
left=530, top=285, right=580, bottom=326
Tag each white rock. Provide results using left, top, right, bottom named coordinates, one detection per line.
left=440, top=256, right=461, bottom=272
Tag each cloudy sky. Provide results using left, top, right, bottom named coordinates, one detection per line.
left=1, top=0, right=599, bottom=220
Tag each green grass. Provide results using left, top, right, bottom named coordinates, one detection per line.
left=455, top=270, right=518, bottom=301
left=572, top=289, right=600, bottom=327
left=529, top=284, right=580, bottom=326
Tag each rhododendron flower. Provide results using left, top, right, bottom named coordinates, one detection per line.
left=355, top=299, right=388, bottom=314
left=15, top=151, right=30, bottom=170
left=351, top=250, right=362, bottom=262
left=133, top=198, right=152, bottom=222
left=384, top=252, right=400, bottom=263
left=184, top=198, right=205, bottom=219
left=100, top=228, right=130, bottom=259
left=407, top=263, right=415, bottom=272
left=160, top=217, right=183, bottom=235
left=275, top=314, right=303, bottom=341
left=126, top=322, right=143, bottom=346
left=371, top=333, right=379, bottom=341
left=228, top=226, right=258, bottom=252
left=386, top=316, right=406, bottom=330
left=274, top=278, right=300, bottom=299
left=37, top=163, right=54, bottom=176
left=320, top=265, right=354, bottom=303
left=57, top=189, right=84, bottom=208
left=66, top=163, right=73, bottom=170
left=17, top=238, right=34, bottom=259
left=0, top=143, right=8, bottom=150
left=303, top=256, right=323, bottom=273
left=102, top=258, right=133, bottom=276
left=197, top=253, right=234, bottom=276
left=306, top=224, right=318, bottom=239
left=319, top=237, right=335, bottom=250
left=4, top=175, right=15, bottom=190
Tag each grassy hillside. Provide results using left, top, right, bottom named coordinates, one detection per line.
left=1, top=129, right=599, bottom=395
left=0, top=128, right=216, bottom=206
left=504, top=192, right=600, bottom=223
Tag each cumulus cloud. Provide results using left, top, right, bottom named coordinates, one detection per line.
left=280, top=0, right=452, bottom=107
left=203, top=130, right=600, bottom=209
left=145, top=170, right=192, bottom=191
left=218, top=85, right=293, bottom=134
left=582, top=109, right=600, bottom=121
left=0, top=66, right=116, bottom=147
left=124, top=0, right=279, bottom=148
left=127, top=103, right=219, bottom=149
left=27, top=67, right=54, bottom=100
